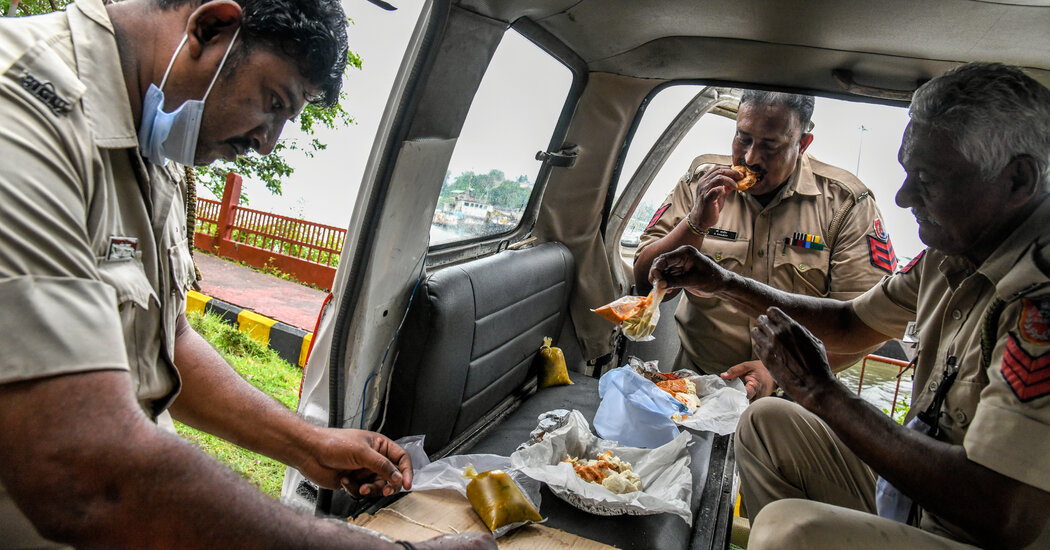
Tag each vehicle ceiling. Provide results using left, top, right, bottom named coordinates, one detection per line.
left=456, top=0, right=1050, bottom=98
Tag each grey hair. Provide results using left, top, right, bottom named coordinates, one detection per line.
left=739, top=90, right=815, bottom=134
left=910, top=62, right=1050, bottom=189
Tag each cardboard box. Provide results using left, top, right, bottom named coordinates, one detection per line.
left=352, top=489, right=616, bottom=549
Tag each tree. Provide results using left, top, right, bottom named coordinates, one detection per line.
left=4, top=0, right=60, bottom=16
left=438, top=169, right=534, bottom=212
left=4, top=0, right=361, bottom=203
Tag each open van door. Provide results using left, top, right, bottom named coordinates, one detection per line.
left=283, top=1, right=739, bottom=547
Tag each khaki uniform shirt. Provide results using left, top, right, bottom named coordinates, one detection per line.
left=638, top=153, right=893, bottom=373
left=853, top=196, right=1050, bottom=547
left=0, top=1, right=196, bottom=546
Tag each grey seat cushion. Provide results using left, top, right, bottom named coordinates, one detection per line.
left=384, top=242, right=575, bottom=453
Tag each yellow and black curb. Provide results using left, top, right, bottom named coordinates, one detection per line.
left=186, top=290, right=313, bottom=368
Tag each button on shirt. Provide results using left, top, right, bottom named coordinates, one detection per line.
left=853, top=196, right=1050, bottom=547
left=638, top=153, right=893, bottom=373
left=0, top=0, right=196, bottom=546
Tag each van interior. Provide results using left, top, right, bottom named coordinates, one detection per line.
left=285, top=1, right=1050, bottom=548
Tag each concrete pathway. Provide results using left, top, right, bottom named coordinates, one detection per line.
left=193, top=252, right=328, bottom=331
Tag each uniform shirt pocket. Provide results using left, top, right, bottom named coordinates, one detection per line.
left=941, top=379, right=982, bottom=443
left=97, top=258, right=156, bottom=311
left=775, top=245, right=831, bottom=296
left=700, top=238, right=750, bottom=272
left=168, top=240, right=194, bottom=303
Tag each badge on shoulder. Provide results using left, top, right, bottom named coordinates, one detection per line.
left=20, top=71, right=72, bottom=117
left=1019, top=298, right=1050, bottom=345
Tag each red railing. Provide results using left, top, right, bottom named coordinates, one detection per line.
left=193, top=173, right=345, bottom=289
left=857, top=354, right=913, bottom=421
left=226, top=208, right=344, bottom=267
left=196, top=197, right=221, bottom=235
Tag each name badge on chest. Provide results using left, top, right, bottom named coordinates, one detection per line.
left=106, top=236, right=139, bottom=262
left=707, top=227, right=738, bottom=240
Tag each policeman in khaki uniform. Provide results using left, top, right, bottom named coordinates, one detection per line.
left=0, top=1, right=494, bottom=549
left=635, top=90, right=895, bottom=399
left=650, top=62, right=1050, bottom=549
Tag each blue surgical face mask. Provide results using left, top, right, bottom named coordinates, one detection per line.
left=138, top=28, right=240, bottom=166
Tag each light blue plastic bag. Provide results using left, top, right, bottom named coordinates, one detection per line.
left=593, top=366, right=688, bottom=448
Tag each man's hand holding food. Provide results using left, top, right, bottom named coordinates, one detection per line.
left=295, top=428, right=413, bottom=498
left=686, top=165, right=749, bottom=233
left=649, top=245, right=730, bottom=297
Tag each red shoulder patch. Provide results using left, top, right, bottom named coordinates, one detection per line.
left=1019, top=298, right=1050, bottom=345
left=1002, top=333, right=1050, bottom=402
left=867, top=235, right=898, bottom=273
left=646, top=203, right=671, bottom=230
left=899, top=249, right=926, bottom=274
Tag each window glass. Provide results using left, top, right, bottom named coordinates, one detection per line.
left=616, top=85, right=735, bottom=256
left=430, top=30, right=573, bottom=246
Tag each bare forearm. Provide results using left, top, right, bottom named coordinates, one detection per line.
left=0, top=373, right=393, bottom=550
left=719, top=272, right=883, bottom=353
left=812, top=385, right=1050, bottom=548
left=169, top=319, right=315, bottom=471
left=826, top=350, right=876, bottom=373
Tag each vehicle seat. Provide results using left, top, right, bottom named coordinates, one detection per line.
left=384, top=241, right=576, bottom=455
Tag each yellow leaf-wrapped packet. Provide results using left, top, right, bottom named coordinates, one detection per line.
left=538, top=336, right=573, bottom=388
left=463, top=465, right=543, bottom=537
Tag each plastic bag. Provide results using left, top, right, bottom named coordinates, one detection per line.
left=592, top=282, right=667, bottom=341
left=593, top=365, right=687, bottom=448
left=537, top=336, right=573, bottom=388
left=463, top=465, right=544, bottom=537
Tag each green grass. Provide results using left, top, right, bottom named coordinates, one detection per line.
left=175, top=311, right=302, bottom=499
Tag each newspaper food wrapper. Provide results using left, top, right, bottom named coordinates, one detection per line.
left=509, top=410, right=693, bottom=524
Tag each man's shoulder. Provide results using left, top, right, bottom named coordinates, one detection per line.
left=689, top=153, right=732, bottom=173
left=0, top=13, right=85, bottom=134
left=0, top=11, right=75, bottom=74
left=806, top=156, right=874, bottom=199
left=680, top=153, right=731, bottom=194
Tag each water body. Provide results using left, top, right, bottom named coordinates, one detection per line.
left=838, top=358, right=913, bottom=421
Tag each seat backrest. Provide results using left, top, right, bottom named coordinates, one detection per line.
left=384, top=242, right=575, bottom=454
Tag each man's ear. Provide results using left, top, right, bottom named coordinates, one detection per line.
left=184, top=1, right=243, bottom=60
left=1004, top=154, right=1043, bottom=206
left=798, top=133, right=814, bottom=155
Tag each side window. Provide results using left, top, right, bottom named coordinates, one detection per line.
left=429, top=30, right=573, bottom=246
left=616, top=85, right=735, bottom=253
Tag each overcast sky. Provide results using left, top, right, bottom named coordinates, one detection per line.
left=226, top=0, right=923, bottom=262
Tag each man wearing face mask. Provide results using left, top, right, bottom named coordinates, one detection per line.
left=634, top=91, right=894, bottom=400
left=0, top=1, right=494, bottom=549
